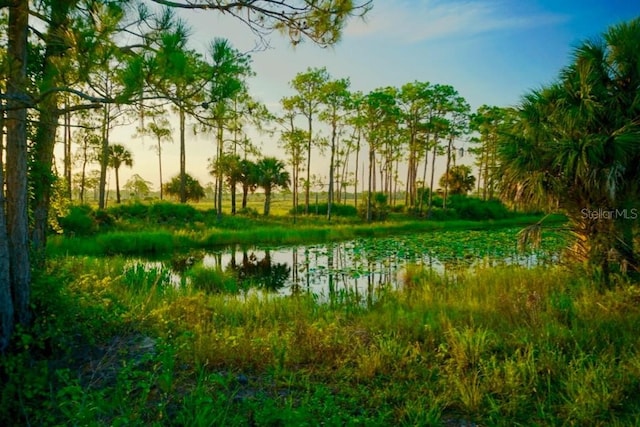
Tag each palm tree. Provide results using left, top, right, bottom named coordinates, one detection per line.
left=238, top=159, right=258, bottom=210
left=212, top=153, right=244, bottom=215
left=255, top=157, right=290, bottom=216
left=108, top=144, right=133, bottom=204
left=439, top=165, right=476, bottom=196
left=499, top=18, right=640, bottom=283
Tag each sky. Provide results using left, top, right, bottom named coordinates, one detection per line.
left=107, top=0, right=640, bottom=195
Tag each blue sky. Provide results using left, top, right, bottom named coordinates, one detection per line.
left=112, top=0, right=640, bottom=193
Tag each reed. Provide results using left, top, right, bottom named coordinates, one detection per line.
left=3, top=256, right=639, bottom=426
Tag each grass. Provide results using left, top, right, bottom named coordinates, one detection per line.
left=47, top=210, right=563, bottom=257
left=2, top=255, right=640, bottom=425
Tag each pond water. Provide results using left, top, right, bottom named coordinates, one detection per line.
left=128, top=227, right=564, bottom=298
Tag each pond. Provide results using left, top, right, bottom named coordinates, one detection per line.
left=127, top=227, right=565, bottom=299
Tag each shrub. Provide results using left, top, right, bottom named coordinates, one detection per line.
left=148, top=202, right=203, bottom=224
left=446, top=195, right=512, bottom=220
left=106, top=201, right=149, bottom=219
left=290, top=203, right=358, bottom=217
left=58, top=205, right=97, bottom=236
left=358, top=192, right=389, bottom=221
left=106, top=201, right=205, bottom=225
left=237, top=207, right=259, bottom=217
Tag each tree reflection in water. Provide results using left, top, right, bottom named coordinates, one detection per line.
left=226, top=249, right=291, bottom=292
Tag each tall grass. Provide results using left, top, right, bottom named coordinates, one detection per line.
left=48, top=214, right=560, bottom=257
left=4, top=257, right=639, bottom=425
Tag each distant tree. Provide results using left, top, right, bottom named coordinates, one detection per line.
left=289, top=67, right=330, bottom=214
left=469, top=105, right=509, bottom=200
left=124, top=174, right=152, bottom=199
left=279, top=96, right=307, bottom=217
left=439, top=165, right=476, bottom=196
left=363, top=88, right=400, bottom=222
left=319, top=76, right=351, bottom=221
left=137, top=113, right=173, bottom=200
left=211, top=153, right=244, bottom=214
left=73, top=121, right=102, bottom=204
left=163, top=174, right=205, bottom=202
left=255, top=157, right=290, bottom=216
left=107, top=144, right=133, bottom=204
left=442, top=96, right=470, bottom=208
left=238, top=159, right=259, bottom=209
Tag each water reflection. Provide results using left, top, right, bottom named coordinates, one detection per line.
left=201, top=248, right=290, bottom=291
left=136, top=230, right=559, bottom=299
left=201, top=242, right=422, bottom=298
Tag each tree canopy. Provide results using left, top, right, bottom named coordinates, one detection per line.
left=499, top=18, right=640, bottom=283
left=0, top=0, right=372, bottom=350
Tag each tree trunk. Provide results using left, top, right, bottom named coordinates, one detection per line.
left=216, top=119, right=223, bottom=221
left=443, top=135, right=454, bottom=209
left=31, top=102, right=61, bottom=258
left=367, top=145, right=374, bottom=222
left=32, top=0, right=73, bottom=253
left=64, top=106, right=72, bottom=199
left=179, top=105, right=186, bottom=203
left=5, top=0, right=32, bottom=329
left=158, top=137, right=164, bottom=200
left=115, top=168, right=121, bottom=203
left=427, top=139, right=439, bottom=218
left=418, top=140, right=429, bottom=215
left=354, top=131, right=360, bottom=208
left=99, top=105, right=110, bottom=209
left=231, top=179, right=237, bottom=214
left=305, top=114, right=313, bottom=214
left=242, top=185, right=249, bottom=209
left=0, top=101, right=14, bottom=352
left=327, top=119, right=337, bottom=221
left=264, top=187, right=271, bottom=215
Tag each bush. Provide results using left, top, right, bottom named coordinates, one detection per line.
left=106, top=202, right=149, bottom=219
left=407, top=195, right=513, bottom=220
left=290, top=203, right=358, bottom=217
left=106, top=201, right=205, bottom=225
left=148, top=202, right=203, bottom=224
left=237, top=207, right=259, bottom=218
left=358, top=192, right=389, bottom=221
left=417, top=187, right=443, bottom=207
left=58, top=205, right=97, bottom=236
left=446, top=194, right=512, bottom=220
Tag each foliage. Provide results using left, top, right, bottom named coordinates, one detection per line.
left=358, top=192, right=389, bottom=221
left=498, top=18, right=640, bottom=280
left=58, top=205, right=98, bottom=236
left=58, top=205, right=115, bottom=236
left=163, top=174, right=206, bottom=202
left=3, top=257, right=640, bottom=426
left=291, top=203, right=358, bottom=217
left=255, top=157, right=290, bottom=215
left=439, top=164, right=476, bottom=195
left=123, top=174, right=152, bottom=200
left=446, top=195, right=513, bottom=221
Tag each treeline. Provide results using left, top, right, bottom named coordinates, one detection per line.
left=0, top=0, right=370, bottom=351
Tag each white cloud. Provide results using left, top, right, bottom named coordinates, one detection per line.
left=345, top=0, right=569, bottom=43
